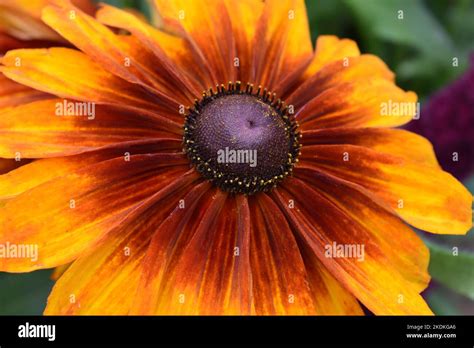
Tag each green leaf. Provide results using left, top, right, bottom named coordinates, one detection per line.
left=343, top=0, right=464, bottom=97
left=0, top=270, right=54, bottom=315
left=96, top=0, right=152, bottom=24
left=305, top=0, right=353, bottom=42
left=133, top=0, right=152, bottom=22
left=98, top=0, right=128, bottom=8
left=426, top=284, right=473, bottom=315
left=344, top=0, right=455, bottom=62
left=426, top=240, right=474, bottom=300
left=464, top=174, right=474, bottom=193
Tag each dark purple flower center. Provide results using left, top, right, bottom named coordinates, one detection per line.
left=183, top=82, right=300, bottom=194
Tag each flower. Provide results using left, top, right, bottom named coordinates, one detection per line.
left=0, top=0, right=471, bottom=315
left=0, top=0, right=95, bottom=106
left=407, top=54, right=474, bottom=180
left=0, top=0, right=94, bottom=173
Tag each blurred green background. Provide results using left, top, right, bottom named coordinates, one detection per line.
left=0, top=0, right=473, bottom=315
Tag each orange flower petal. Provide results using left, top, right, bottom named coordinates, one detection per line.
left=96, top=4, right=206, bottom=99
left=249, top=194, right=315, bottom=315
left=299, top=245, right=363, bottom=315
left=299, top=145, right=472, bottom=234
left=0, top=138, right=181, bottom=199
left=42, top=2, right=152, bottom=86
left=133, top=187, right=256, bottom=315
left=0, top=99, right=181, bottom=158
left=0, top=32, right=24, bottom=52
left=302, top=128, right=439, bottom=167
left=134, top=187, right=362, bottom=315
left=0, top=1, right=60, bottom=41
left=303, top=35, right=360, bottom=79
left=253, top=0, right=313, bottom=92
left=153, top=0, right=236, bottom=84
left=297, top=79, right=417, bottom=129
left=288, top=55, right=395, bottom=109
left=0, top=48, right=181, bottom=118
left=0, top=157, right=26, bottom=175
left=0, top=32, right=58, bottom=53
left=0, top=153, right=189, bottom=271
left=223, top=0, right=263, bottom=83
left=1, top=0, right=94, bottom=19
left=0, top=73, right=49, bottom=107
left=50, top=263, right=70, bottom=281
left=44, top=171, right=200, bottom=315
left=42, top=1, right=195, bottom=105
left=273, top=175, right=432, bottom=315
left=0, top=157, right=31, bottom=207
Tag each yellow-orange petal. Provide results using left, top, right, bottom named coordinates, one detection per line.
left=0, top=99, right=181, bottom=158
left=249, top=194, right=316, bottom=315
left=133, top=186, right=257, bottom=315
left=0, top=138, right=181, bottom=199
left=1, top=0, right=94, bottom=20
left=50, top=263, right=70, bottom=281
left=0, top=1, right=60, bottom=41
left=301, top=128, right=439, bottom=167
left=0, top=157, right=30, bottom=206
left=0, top=154, right=189, bottom=272
left=273, top=175, right=432, bottom=315
left=96, top=4, right=206, bottom=98
left=299, top=145, right=472, bottom=234
left=300, top=245, right=363, bottom=315
left=153, top=0, right=236, bottom=84
left=0, top=0, right=96, bottom=45
left=253, top=0, right=313, bottom=92
left=42, top=1, right=194, bottom=105
left=0, top=48, right=181, bottom=117
left=134, top=185, right=363, bottom=315
left=44, top=171, right=200, bottom=315
left=303, top=35, right=360, bottom=79
left=0, top=73, right=49, bottom=107
left=223, top=0, right=263, bottom=84
left=297, top=79, right=417, bottom=129
left=292, top=170, right=432, bottom=294
left=288, top=55, right=395, bottom=109
left=42, top=2, right=150, bottom=86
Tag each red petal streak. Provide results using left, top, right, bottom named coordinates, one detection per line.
left=96, top=4, right=206, bottom=101
left=0, top=73, right=50, bottom=107
left=42, top=1, right=194, bottom=106
left=0, top=99, right=181, bottom=158
left=0, top=153, right=189, bottom=271
left=45, top=170, right=201, bottom=314
left=153, top=0, right=236, bottom=85
left=288, top=55, right=394, bottom=110
left=272, top=175, right=432, bottom=315
left=252, top=0, right=313, bottom=91
left=0, top=48, right=182, bottom=121
left=0, top=138, right=182, bottom=199
left=132, top=183, right=225, bottom=314
left=299, top=145, right=472, bottom=234
left=249, top=193, right=316, bottom=315
left=301, top=128, right=439, bottom=167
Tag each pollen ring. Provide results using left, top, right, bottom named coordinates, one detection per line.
left=183, top=81, right=301, bottom=194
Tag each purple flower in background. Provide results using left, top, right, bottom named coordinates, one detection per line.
left=408, top=54, right=474, bottom=180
